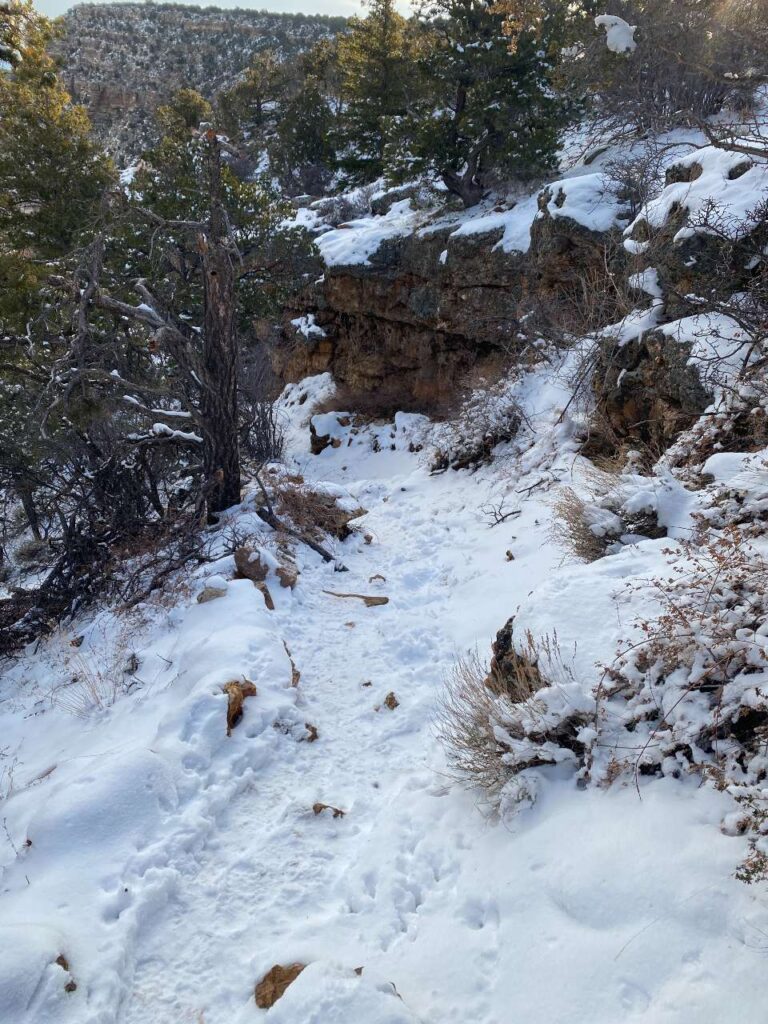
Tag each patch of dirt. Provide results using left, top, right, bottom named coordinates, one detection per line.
left=223, top=680, right=258, bottom=735
left=323, top=590, right=389, bottom=608
left=254, top=963, right=306, bottom=1008
left=313, top=802, right=346, bottom=818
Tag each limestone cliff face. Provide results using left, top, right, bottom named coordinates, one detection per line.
left=274, top=199, right=623, bottom=410
left=274, top=153, right=763, bottom=454
left=276, top=226, right=527, bottom=408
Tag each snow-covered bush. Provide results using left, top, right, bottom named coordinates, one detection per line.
left=437, top=630, right=594, bottom=808
left=429, top=377, right=522, bottom=473
left=599, top=529, right=768, bottom=794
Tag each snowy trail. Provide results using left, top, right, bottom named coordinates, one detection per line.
left=114, top=440, right=767, bottom=1024
left=3, top=395, right=768, bottom=1024
left=119, top=456, right=535, bottom=1024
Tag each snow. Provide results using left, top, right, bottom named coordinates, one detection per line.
left=2, top=357, right=767, bottom=1023
left=309, top=171, right=628, bottom=270
left=628, top=145, right=768, bottom=242
left=448, top=193, right=540, bottom=253
left=659, top=312, right=755, bottom=390
left=119, top=165, right=138, bottom=187
left=259, top=963, right=419, bottom=1024
left=300, top=152, right=644, bottom=272
left=315, top=200, right=425, bottom=267
left=290, top=314, right=326, bottom=339
left=702, top=448, right=768, bottom=487
left=539, top=171, right=631, bottom=232
left=595, top=14, right=637, bottom=54
left=8, top=115, right=768, bottom=1021
left=150, top=422, right=203, bottom=443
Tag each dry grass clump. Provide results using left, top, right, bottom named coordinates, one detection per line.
left=436, top=638, right=545, bottom=796
left=580, top=411, right=666, bottom=473
left=436, top=651, right=512, bottom=795
left=551, top=487, right=612, bottom=563
left=273, top=477, right=364, bottom=543
left=49, top=650, right=121, bottom=718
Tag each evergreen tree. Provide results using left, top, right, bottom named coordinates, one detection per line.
left=268, top=41, right=343, bottom=195
left=0, top=1, right=110, bottom=324
left=218, top=50, right=287, bottom=144
left=157, top=87, right=213, bottom=135
left=0, top=0, right=112, bottom=551
left=335, top=0, right=418, bottom=183
left=271, top=80, right=337, bottom=195
left=63, top=96, right=316, bottom=518
left=0, top=0, right=46, bottom=69
left=386, top=0, right=566, bottom=207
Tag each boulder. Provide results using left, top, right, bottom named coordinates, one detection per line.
left=233, top=546, right=268, bottom=584
left=591, top=329, right=713, bottom=449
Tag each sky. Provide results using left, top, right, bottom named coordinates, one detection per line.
left=37, top=0, right=379, bottom=18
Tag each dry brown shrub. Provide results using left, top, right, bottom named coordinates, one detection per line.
left=273, top=480, right=364, bottom=543
left=551, top=487, right=611, bottom=563
left=47, top=626, right=136, bottom=718
left=436, top=641, right=544, bottom=796
left=580, top=410, right=667, bottom=472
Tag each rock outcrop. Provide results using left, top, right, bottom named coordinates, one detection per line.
left=589, top=329, right=714, bottom=452
left=274, top=187, right=630, bottom=412
left=275, top=225, right=528, bottom=410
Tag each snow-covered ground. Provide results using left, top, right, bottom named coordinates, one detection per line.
left=2, top=363, right=767, bottom=1024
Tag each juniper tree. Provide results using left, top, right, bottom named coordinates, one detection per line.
left=0, top=2, right=110, bottom=327
left=386, top=0, right=567, bottom=207
left=218, top=50, right=287, bottom=142
left=0, top=1, right=112, bottom=542
left=335, top=0, right=420, bottom=184
left=59, top=97, right=315, bottom=519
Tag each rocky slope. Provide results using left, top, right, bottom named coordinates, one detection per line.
left=55, top=3, right=346, bottom=157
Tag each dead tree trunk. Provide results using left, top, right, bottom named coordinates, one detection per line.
left=198, top=132, right=242, bottom=518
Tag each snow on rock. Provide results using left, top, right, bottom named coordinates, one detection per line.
left=256, top=962, right=421, bottom=1024
left=278, top=372, right=337, bottom=429
left=315, top=200, right=425, bottom=267
left=290, top=314, right=326, bottom=339
left=539, top=171, right=631, bottom=232
left=595, top=14, right=637, bottom=54
left=629, top=145, right=768, bottom=241
left=659, top=312, right=755, bottom=391
left=702, top=447, right=768, bottom=487
left=0, top=924, right=73, bottom=1024
left=447, top=192, right=540, bottom=253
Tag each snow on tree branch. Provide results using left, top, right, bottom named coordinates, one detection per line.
left=594, top=14, right=637, bottom=54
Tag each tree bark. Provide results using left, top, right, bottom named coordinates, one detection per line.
left=198, top=133, right=242, bottom=518
left=442, top=167, right=484, bottom=208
